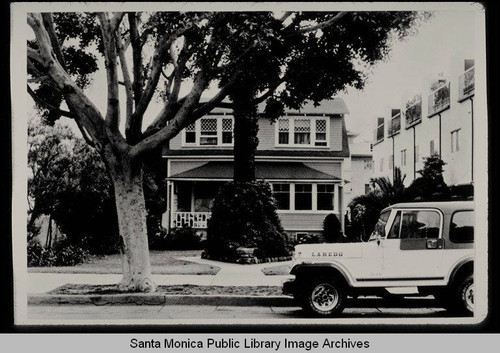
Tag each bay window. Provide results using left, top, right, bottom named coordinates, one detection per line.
left=295, top=184, right=312, bottom=210
left=272, top=184, right=290, bottom=210
left=317, top=184, right=334, bottom=210
left=271, top=183, right=336, bottom=212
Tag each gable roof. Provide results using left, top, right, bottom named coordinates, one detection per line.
left=207, top=98, right=349, bottom=116
left=168, top=161, right=341, bottom=181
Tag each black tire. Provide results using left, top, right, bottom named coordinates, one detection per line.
left=439, top=274, right=473, bottom=315
left=302, top=277, right=346, bottom=317
left=456, top=274, right=474, bottom=315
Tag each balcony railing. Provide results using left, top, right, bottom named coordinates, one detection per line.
left=374, top=123, right=384, bottom=143
left=388, top=113, right=401, bottom=137
left=458, top=66, right=475, bottom=102
left=405, top=97, right=422, bottom=128
left=428, top=82, right=451, bottom=117
left=171, top=212, right=211, bottom=229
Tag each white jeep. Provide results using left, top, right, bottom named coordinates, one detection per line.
left=283, top=201, right=474, bottom=316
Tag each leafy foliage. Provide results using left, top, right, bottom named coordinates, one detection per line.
left=323, top=214, right=343, bottom=243
left=149, top=226, right=203, bottom=250
left=206, top=181, right=290, bottom=261
left=28, top=118, right=119, bottom=254
left=349, top=191, right=389, bottom=241
left=406, top=154, right=451, bottom=201
left=27, top=239, right=89, bottom=267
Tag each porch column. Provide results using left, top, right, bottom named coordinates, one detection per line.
left=334, top=183, right=340, bottom=214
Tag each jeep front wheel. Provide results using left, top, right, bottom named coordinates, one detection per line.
left=303, top=278, right=346, bottom=316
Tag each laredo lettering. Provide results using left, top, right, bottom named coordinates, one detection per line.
left=206, top=338, right=240, bottom=349
left=311, top=252, right=343, bottom=257
left=164, top=338, right=203, bottom=349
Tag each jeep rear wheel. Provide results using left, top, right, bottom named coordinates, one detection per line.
left=440, top=274, right=474, bottom=315
left=303, top=278, right=346, bottom=316
left=457, top=274, right=473, bottom=315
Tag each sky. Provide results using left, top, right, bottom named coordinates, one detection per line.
left=29, top=8, right=479, bottom=144
left=339, top=9, right=477, bottom=142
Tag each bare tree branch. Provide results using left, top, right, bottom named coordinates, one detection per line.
left=128, top=12, right=143, bottom=106
left=97, top=12, right=121, bottom=133
left=296, top=12, right=347, bottom=34
left=41, top=13, right=67, bottom=69
left=114, top=18, right=134, bottom=123
left=28, top=13, right=110, bottom=149
left=130, top=71, right=209, bottom=158
left=27, top=47, right=44, bottom=64
left=27, top=85, right=74, bottom=118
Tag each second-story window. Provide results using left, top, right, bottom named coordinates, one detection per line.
left=183, top=117, right=234, bottom=147
left=278, top=119, right=289, bottom=144
left=222, top=118, right=233, bottom=144
left=200, top=118, right=218, bottom=145
left=294, top=119, right=311, bottom=144
left=185, top=123, right=196, bottom=144
left=276, top=117, right=329, bottom=147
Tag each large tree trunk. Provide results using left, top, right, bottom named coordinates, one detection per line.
left=107, top=152, right=156, bottom=292
left=231, top=82, right=259, bottom=182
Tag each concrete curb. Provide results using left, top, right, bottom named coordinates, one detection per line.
left=28, top=294, right=296, bottom=307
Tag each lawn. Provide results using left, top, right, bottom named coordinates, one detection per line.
left=28, top=250, right=220, bottom=275
left=261, top=264, right=290, bottom=276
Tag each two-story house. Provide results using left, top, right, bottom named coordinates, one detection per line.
left=161, top=98, right=351, bottom=242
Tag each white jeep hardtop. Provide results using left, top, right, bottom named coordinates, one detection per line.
left=283, top=201, right=474, bottom=316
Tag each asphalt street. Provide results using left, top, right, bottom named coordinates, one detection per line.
left=27, top=298, right=455, bottom=323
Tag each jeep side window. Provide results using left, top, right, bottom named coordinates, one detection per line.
left=387, top=211, right=402, bottom=239
left=450, top=211, right=474, bottom=243
left=370, top=210, right=391, bottom=241
left=400, top=210, right=440, bottom=239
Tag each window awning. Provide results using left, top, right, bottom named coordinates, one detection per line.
left=168, top=161, right=341, bottom=181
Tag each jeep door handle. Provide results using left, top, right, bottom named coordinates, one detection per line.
left=426, top=239, right=442, bottom=249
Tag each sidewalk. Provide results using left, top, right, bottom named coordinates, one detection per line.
left=27, top=256, right=294, bottom=306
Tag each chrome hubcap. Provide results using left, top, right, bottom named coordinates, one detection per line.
left=465, top=283, right=474, bottom=312
left=311, top=284, right=339, bottom=312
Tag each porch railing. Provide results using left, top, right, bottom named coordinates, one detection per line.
left=171, top=212, right=211, bottom=229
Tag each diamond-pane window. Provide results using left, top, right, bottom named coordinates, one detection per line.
left=278, top=119, right=289, bottom=144
left=200, top=118, right=217, bottom=145
left=315, top=119, right=327, bottom=146
left=185, top=123, right=196, bottom=143
left=222, top=118, right=233, bottom=144
left=294, top=119, right=311, bottom=144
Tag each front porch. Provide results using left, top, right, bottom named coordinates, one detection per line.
left=163, top=161, right=344, bottom=233
left=168, top=181, right=224, bottom=229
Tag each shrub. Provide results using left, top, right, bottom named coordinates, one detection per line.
left=323, top=214, right=342, bottom=243
left=297, top=233, right=321, bottom=245
left=27, top=240, right=89, bottom=267
left=150, top=226, right=203, bottom=250
left=205, top=181, right=289, bottom=261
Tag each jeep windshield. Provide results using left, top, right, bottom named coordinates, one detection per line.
left=368, top=210, right=391, bottom=241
